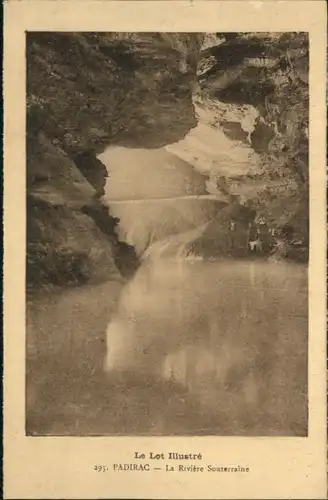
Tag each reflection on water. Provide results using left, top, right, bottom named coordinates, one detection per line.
left=105, top=258, right=308, bottom=436
left=26, top=257, right=307, bottom=437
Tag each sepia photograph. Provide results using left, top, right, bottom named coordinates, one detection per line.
left=26, top=31, right=309, bottom=437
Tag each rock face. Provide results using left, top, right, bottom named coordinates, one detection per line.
left=200, top=32, right=308, bottom=174
left=197, top=32, right=309, bottom=255
left=27, top=31, right=309, bottom=290
left=26, top=32, right=204, bottom=289
left=27, top=131, right=123, bottom=289
left=27, top=32, right=202, bottom=154
left=27, top=197, right=120, bottom=288
left=166, top=96, right=261, bottom=179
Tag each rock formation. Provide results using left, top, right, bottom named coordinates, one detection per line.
left=26, top=33, right=203, bottom=289
left=26, top=31, right=309, bottom=289
left=196, top=32, right=309, bottom=257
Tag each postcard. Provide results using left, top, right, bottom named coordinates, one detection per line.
left=3, top=0, right=327, bottom=498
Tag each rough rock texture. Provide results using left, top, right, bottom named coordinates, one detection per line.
left=198, top=32, right=309, bottom=256
left=27, top=32, right=203, bottom=289
left=188, top=202, right=257, bottom=259
left=27, top=32, right=202, bottom=154
left=27, top=197, right=121, bottom=289
left=166, top=96, right=261, bottom=180
left=27, top=31, right=309, bottom=289
left=26, top=132, right=122, bottom=289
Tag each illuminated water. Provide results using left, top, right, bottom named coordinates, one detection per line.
left=27, top=255, right=307, bottom=437
left=26, top=144, right=307, bottom=436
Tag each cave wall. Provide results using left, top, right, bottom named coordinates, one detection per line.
left=199, top=33, right=308, bottom=172
left=27, top=32, right=202, bottom=155
left=27, top=31, right=309, bottom=290
left=26, top=32, right=203, bottom=289
left=199, top=32, right=309, bottom=251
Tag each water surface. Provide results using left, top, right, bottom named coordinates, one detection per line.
left=27, top=258, right=307, bottom=436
